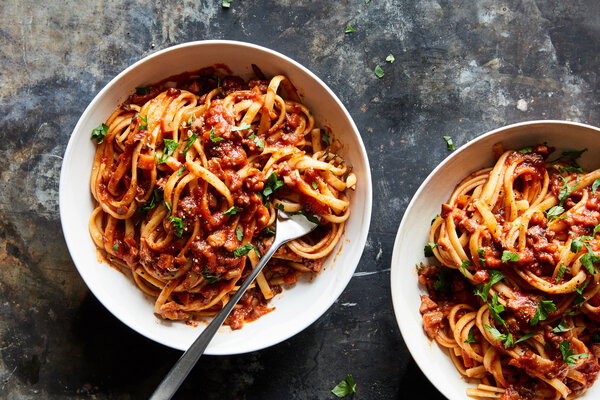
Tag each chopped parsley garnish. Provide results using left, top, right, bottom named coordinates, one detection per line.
left=545, top=205, right=565, bottom=222
left=558, top=165, right=583, bottom=174
left=551, top=320, right=572, bottom=333
left=254, top=137, right=265, bottom=148
left=138, top=188, right=163, bottom=215
left=322, top=132, right=330, bottom=145
left=474, top=270, right=504, bottom=302
left=112, top=243, right=119, bottom=251
left=91, top=123, right=109, bottom=144
left=374, top=65, right=384, bottom=78
left=476, top=248, right=486, bottom=266
left=518, top=146, right=532, bottom=154
left=312, top=181, right=319, bottom=190
left=331, top=374, right=356, bottom=398
left=135, top=87, right=152, bottom=95
left=593, top=178, right=600, bottom=193
left=345, top=25, right=356, bottom=33
left=223, top=206, right=240, bottom=216
left=284, top=209, right=321, bottom=225
left=386, top=54, right=395, bottom=63
left=555, top=264, right=568, bottom=283
left=264, top=226, right=275, bottom=235
left=155, top=139, right=179, bottom=164
left=530, top=300, right=556, bottom=326
left=593, top=224, right=600, bottom=237
left=169, top=216, right=184, bottom=237
left=485, top=324, right=513, bottom=349
left=138, top=115, right=148, bottom=130
left=236, top=227, right=243, bottom=241
left=233, top=243, right=255, bottom=258
left=559, top=339, right=588, bottom=366
left=515, top=332, right=537, bottom=345
left=181, top=116, right=194, bottom=129
left=443, top=136, right=455, bottom=151
left=501, top=250, right=519, bottom=263
left=561, top=148, right=587, bottom=161
left=574, top=281, right=589, bottom=306
left=464, top=328, right=476, bottom=343
left=221, top=0, right=231, bottom=8
left=202, top=266, right=220, bottom=284
left=183, top=132, right=197, bottom=157
left=571, top=237, right=584, bottom=253
left=433, top=267, right=450, bottom=294
left=176, top=165, right=186, bottom=176
left=424, top=242, right=438, bottom=257
left=263, top=172, right=285, bottom=198
left=209, top=127, right=224, bottom=142
left=558, top=176, right=578, bottom=203
left=231, top=122, right=251, bottom=131
left=460, top=259, right=472, bottom=276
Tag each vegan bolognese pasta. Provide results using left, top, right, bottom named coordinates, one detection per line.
left=419, top=144, right=600, bottom=399
left=88, top=66, right=355, bottom=329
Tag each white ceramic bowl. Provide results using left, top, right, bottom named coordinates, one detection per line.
left=59, top=40, right=372, bottom=354
left=391, top=121, right=600, bottom=399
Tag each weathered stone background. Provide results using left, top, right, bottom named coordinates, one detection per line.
left=1, top=0, right=599, bottom=399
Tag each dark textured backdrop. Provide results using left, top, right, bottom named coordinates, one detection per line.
left=1, top=0, right=599, bottom=399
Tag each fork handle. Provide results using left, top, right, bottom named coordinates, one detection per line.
left=149, top=236, right=286, bottom=400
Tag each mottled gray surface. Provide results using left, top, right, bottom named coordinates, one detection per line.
left=1, top=0, right=599, bottom=399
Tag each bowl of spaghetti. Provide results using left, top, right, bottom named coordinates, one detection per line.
left=60, top=41, right=372, bottom=354
left=391, top=121, right=600, bottom=399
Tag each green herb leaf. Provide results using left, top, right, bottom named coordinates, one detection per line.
left=169, top=216, right=184, bottom=237
left=139, top=188, right=164, bottom=214
left=443, top=136, right=454, bottom=151
left=91, top=123, right=109, bottom=144
left=332, top=374, right=356, bottom=398
left=464, top=328, right=476, bottom=343
left=530, top=300, right=557, bottom=325
left=183, top=132, right=197, bottom=157
left=460, top=259, right=472, bottom=276
left=176, top=165, right=186, bottom=176
left=222, top=0, right=231, bottom=8
left=165, top=201, right=172, bottom=218
left=322, top=132, right=330, bottom=144
left=574, top=281, right=589, bottom=306
left=424, top=242, right=438, bottom=257
left=558, top=165, right=584, bottom=174
left=546, top=205, right=565, bottom=222
left=312, top=181, right=319, bottom=190
left=593, top=224, right=600, bottom=237
left=555, top=264, right=568, bottom=283
left=561, top=148, right=587, bottom=161
left=345, top=25, right=356, bottom=33
left=138, top=115, right=148, bottom=131
left=501, top=250, right=519, bottom=263
left=433, top=267, right=451, bottom=294
left=231, top=122, right=251, bottom=131
left=571, top=237, right=584, bottom=253
left=156, top=139, right=179, bottom=164
left=385, top=54, right=395, bottom=63
left=374, top=65, right=384, bottom=78
left=474, top=270, right=504, bottom=302
left=264, top=227, right=275, bottom=235
left=210, top=127, right=224, bottom=142
left=263, top=172, right=285, bottom=198
left=233, top=243, right=255, bottom=258
left=518, top=146, right=532, bottom=154
left=558, top=176, right=578, bottom=203
left=236, top=227, right=243, bottom=241
left=551, top=320, right=572, bottom=334
left=202, top=266, right=220, bottom=284
left=559, top=339, right=588, bottom=366
left=477, top=248, right=486, bottom=267
left=515, top=332, right=537, bottom=345
left=484, top=324, right=513, bottom=349
left=223, top=206, right=240, bottom=216
left=254, top=137, right=265, bottom=148
left=112, top=243, right=119, bottom=251
left=592, top=178, right=600, bottom=193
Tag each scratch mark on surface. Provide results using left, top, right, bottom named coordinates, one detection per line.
left=353, top=268, right=390, bottom=277
left=341, top=302, right=357, bottom=307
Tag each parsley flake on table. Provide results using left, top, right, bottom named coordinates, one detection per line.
left=91, top=123, right=109, bottom=144
left=374, top=65, right=384, bottom=78
left=332, top=374, right=356, bottom=397
left=345, top=25, right=356, bottom=33
left=385, top=54, right=395, bottom=63
left=530, top=299, right=556, bottom=325
left=443, top=136, right=454, bottom=150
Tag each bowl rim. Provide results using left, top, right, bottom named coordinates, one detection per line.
left=390, top=120, right=600, bottom=398
left=59, top=40, right=373, bottom=353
